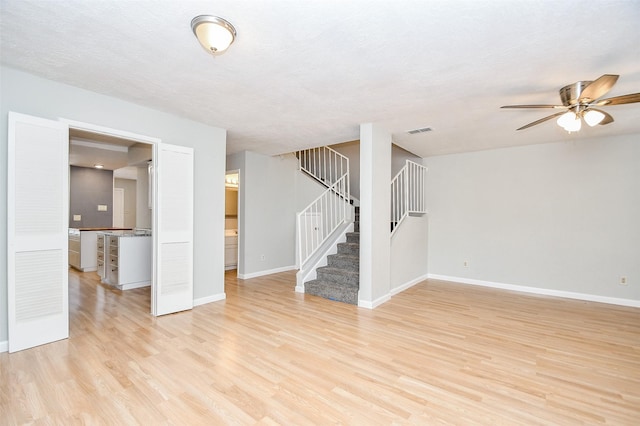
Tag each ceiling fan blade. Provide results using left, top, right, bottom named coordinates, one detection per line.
left=580, top=74, right=619, bottom=102
left=593, top=92, right=640, bottom=106
left=516, top=111, right=567, bottom=130
left=501, top=104, right=564, bottom=109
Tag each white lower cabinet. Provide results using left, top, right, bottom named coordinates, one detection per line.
left=101, top=234, right=152, bottom=290
left=225, top=235, right=238, bottom=269
left=69, top=229, right=99, bottom=272
left=97, top=233, right=105, bottom=278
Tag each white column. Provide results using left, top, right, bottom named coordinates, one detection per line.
left=359, top=123, right=392, bottom=308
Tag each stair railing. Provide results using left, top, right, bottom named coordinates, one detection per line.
left=297, top=147, right=350, bottom=268
left=297, top=146, right=349, bottom=190
left=391, top=160, right=427, bottom=235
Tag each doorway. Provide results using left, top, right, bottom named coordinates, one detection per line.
left=225, top=170, right=240, bottom=273
left=8, top=112, right=195, bottom=352
left=68, top=126, right=154, bottom=312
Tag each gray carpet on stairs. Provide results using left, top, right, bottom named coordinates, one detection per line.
left=305, top=208, right=360, bottom=305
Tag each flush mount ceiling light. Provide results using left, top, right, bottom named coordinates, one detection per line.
left=191, top=15, right=237, bottom=56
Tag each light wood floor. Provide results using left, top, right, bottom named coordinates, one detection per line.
left=2, top=269, right=639, bottom=425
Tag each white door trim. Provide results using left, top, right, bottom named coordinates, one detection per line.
left=59, top=118, right=162, bottom=145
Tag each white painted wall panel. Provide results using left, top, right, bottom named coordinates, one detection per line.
left=425, top=135, right=640, bottom=301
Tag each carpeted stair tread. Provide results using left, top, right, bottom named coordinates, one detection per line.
left=305, top=279, right=358, bottom=305
left=303, top=204, right=360, bottom=305
left=337, top=242, right=359, bottom=255
left=327, top=253, right=359, bottom=270
left=316, top=266, right=359, bottom=285
left=346, top=232, right=359, bottom=243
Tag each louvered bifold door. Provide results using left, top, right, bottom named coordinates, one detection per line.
left=153, top=143, right=194, bottom=316
left=8, top=112, right=69, bottom=352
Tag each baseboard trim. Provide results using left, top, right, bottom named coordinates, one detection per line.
left=194, top=293, right=226, bottom=307
left=118, top=281, right=151, bottom=291
left=391, top=273, right=429, bottom=296
left=358, top=294, right=391, bottom=309
left=238, top=265, right=297, bottom=280
left=427, top=274, right=640, bottom=308
left=0, top=340, right=8, bottom=353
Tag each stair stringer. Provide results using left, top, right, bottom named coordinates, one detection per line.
left=296, top=221, right=354, bottom=293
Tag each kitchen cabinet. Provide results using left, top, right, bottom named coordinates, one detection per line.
left=70, top=228, right=132, bottom=273
left=101, top=233, right=152, bottom=290
left=225, top=233, right=238, bottom=270
left=68, top=229, right=99, bottom=272
left=97, top=233, right=105, bottom=278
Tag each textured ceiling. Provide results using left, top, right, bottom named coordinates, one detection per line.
left=1, top=0, right=639, bottom=158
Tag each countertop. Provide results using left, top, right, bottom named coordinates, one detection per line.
left=97, top=230, right=152, bottom=237
left=72, top=227, right=133, bottom=232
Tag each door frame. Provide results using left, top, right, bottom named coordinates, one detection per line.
left=225, top=168, right=242, bottom=276
left=113, top=187, right=125, bottom=228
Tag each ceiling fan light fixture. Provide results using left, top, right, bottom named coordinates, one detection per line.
left=191, top=15, right=236, bottom=56
left=565, top=117, right=582, bottom=132
left=556, top=111, right=577, bottom=128
left=583, top=109, right=606, bottom=127
left=556, top=111, right=582, bottom=132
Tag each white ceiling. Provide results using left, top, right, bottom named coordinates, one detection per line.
left=1, top=0, right=639, bottom=158
left=69, top=128, right=142, bottom=170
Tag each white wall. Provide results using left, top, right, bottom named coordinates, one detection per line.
left=425, top=135, right=640, bottom=303
left=294, top=158, right=328, bottom=211
left=359, top=123, right=392, bottom=308
left=391, top=215, right=429, bottom=293
left=0, top=67, right=228, bottom=343
left=136, top=165, right=151, bottom=228
left=227, top=151, right=300, bottom=278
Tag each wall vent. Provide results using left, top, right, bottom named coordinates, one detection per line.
left=406, top=127, right=433, bottom=135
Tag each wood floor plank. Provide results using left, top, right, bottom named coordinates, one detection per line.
left=1, top=268, right=640, bottom=424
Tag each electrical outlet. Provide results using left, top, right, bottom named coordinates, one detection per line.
left=620, top=277, right=627, bottom=285
left=260, top=254, right=266, bottom=261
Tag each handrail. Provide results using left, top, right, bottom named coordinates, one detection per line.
left=391, top=160, right=427, bottom=235
left=297, top=147, right=350, bottom=268
left=297, top=146, right=349, bottom=190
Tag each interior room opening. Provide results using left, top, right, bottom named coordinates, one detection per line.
left=67, top=127, right=154, bottom=311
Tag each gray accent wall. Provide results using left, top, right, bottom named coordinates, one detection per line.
left=69, top=166, right=114, bottom=228
left=331, top=140, right=420, bottom=202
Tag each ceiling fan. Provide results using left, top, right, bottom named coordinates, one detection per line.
left=501, top=74, right=640, bottom=132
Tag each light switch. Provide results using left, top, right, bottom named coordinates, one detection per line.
left=73, top=214, right=81, bottom=221
left=98, top=205, right=108, bottom=211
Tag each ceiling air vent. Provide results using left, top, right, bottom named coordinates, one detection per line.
left=406, top=127, right=433, bottom=135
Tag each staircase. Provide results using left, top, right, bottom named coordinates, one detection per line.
left=305, top=207, right=359, bottom=305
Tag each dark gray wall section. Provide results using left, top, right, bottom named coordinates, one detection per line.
left=69, top=166, right=113, bottom=228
